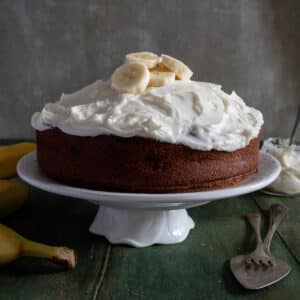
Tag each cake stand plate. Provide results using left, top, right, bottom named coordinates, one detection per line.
left=17, top=151, right=280, bottom=247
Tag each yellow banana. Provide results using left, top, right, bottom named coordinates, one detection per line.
left=0, top=142, right=36, bottom=179
left=0, top=180, right=29, bottom=219
left=111, top=62, right=150, bottom=94
left=125, top=52, right=160, bottom=68
left=0, top=224, right=76, bottom=268
left=161, top=54, right=193, bottom=81
left=149, top=70, right=175, bottom=87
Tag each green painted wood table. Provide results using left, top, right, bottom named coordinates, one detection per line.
left=0, top=140, right=300, bottom=300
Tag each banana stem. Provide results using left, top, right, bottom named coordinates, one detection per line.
left=21, top=239, right=76, bottom=269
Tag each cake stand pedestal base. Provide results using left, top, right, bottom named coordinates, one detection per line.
left=89, top=206, right=195, bottom=247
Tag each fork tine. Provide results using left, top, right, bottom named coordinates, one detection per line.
left=259, top=259, right=269, bottom=268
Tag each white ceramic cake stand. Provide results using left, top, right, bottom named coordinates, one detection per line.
left=17, top=151, right=280, bottom=247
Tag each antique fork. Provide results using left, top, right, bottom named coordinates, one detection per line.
left=230, top=204, right=291, bottom=289
left=244, top=204, right=288, bottom=268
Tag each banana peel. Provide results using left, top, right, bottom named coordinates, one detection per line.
left=0, top=224, right=76, bottom=268
left=0, top=142, right=36, bottom=179
left=0, top=180, right=28, bottom=219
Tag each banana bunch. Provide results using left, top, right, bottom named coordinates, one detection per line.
left=0, top=224, right=76, bottom=268
left=0, top=142, right=36, bottom=218
left=0, top=143, right=76, bottom=268
left=111, top=52, right=193, bottom=94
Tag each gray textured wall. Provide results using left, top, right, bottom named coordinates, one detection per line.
left=0, top=0, right=299, bottom=140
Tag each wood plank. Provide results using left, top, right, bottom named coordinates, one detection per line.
left=97, top=196, right=300, bottom=300
left=252, top=192, right=300, bottom=264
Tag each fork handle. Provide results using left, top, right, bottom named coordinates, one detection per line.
left=289, top=105, right=300, bottom=145
left=263, top=204, right=288, bottom=253
left=246, top=212, right=263, bottom=246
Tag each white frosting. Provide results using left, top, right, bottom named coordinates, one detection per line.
left=262, top=138, right=300, bottom=194
left=31, top=80, right=263, bottom=152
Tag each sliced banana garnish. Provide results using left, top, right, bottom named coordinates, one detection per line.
left=125, top=52, right=160, bottom=68
left=161, top=54, right=193, bottom=81
left=111, top=62, right=150, bottom=94
left=111, top=52, right=194, bottom=94
left=149, top=71, right=175, bottom=87
left=150, top=64, right=171, bottom=72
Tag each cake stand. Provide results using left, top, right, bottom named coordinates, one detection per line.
left=17, top=152, right=280, bottom=247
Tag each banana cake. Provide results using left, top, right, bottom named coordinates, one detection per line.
left=32, top=52, right=264, bottom=193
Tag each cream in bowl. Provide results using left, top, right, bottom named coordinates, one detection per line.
left=262, top=137, right=300, bottom=195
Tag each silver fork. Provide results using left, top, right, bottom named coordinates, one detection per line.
left=245, top=204, right=288, bottom=268
left=289, top=105, right=300, bottom=145
left=230, top=204, right=290, bottom=289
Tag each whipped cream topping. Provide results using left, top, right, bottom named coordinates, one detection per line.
left=262, top=138, right=300, bottom=194
left=32, top=80, right=263, bottom=152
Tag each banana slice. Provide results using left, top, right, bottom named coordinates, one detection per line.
left=160, top=54, right=193, bottom=81
left=149, top=71, right=175, bottom=87
left=125, top=52, right=160, bottom=68
left=111, top=62, right=150, bottom=94
left=150, top=64, right=171, bottom=72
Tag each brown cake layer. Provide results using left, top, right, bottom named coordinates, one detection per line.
left=36, top=129, right=261, bottom=193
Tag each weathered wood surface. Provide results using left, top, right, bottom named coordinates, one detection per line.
left=0, top=140, right=299, bottom=300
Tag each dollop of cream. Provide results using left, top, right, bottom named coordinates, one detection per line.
left=262, top=138, right=300, bottom=194
left=31, top=80, right=263, bottom=152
